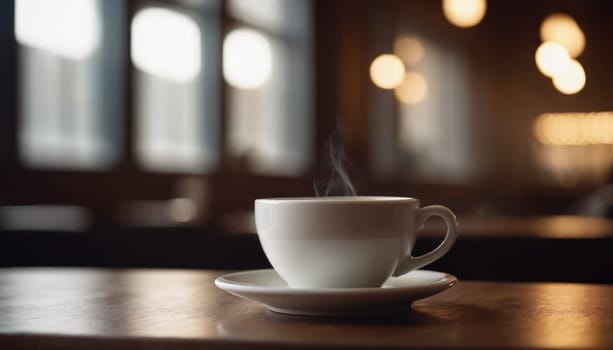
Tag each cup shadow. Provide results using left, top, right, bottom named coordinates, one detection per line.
left=261, top=305, right=450, bottom=326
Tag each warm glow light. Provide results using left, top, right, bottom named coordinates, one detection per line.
left=15, top=0, right=101, bottom=60
left=131, top=8, right=201, bottom=83
left=442, top=0, right=487, bottom=28
left=370, top=54, right=405, bottom=89
left=223, top=28, right=273, bottom=90
left=395, top=71, right=428, bottom=104
left=540, top=13, right=585, bottom=58
left=535, top=41, right=570, bottom=78
left=534, top=112, right=613, bottom=145
left=393, top=36, right=425, bottom=66
left=552, top=59, right=586, bottom=95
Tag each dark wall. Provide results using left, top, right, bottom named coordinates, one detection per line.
left=0, top=1, right=16, bottom=171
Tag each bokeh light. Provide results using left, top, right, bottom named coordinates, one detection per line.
left=393, top=35, right=425, bottom=66
left=15, top=0, right=101, bottom=60
left=535, top=41, right=570, bottom=78
left=394, top=71, right=428, bottom=104
left=552, top=59, right=586, bottom=95
left=540, top=13, right=585, bottom=58
left=132, top=7, right=201, bottom=82
left=369, top=54, right=405, bottom=89
left=442, top=0, right=487, bottom=28
left=534, top=112, right=613, bottom=145
left=223, top=28, right=273, bottom=90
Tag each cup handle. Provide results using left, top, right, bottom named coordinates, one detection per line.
left=392, top=205, right=458, bottom=277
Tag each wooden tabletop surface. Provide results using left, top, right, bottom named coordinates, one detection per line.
left=1, top=268, right=612, bottom=350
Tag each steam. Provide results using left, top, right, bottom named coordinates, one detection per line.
left=313, top=134, right=359, bottom=196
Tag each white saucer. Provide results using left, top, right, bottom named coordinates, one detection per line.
left=214, top=269, right=457, bottom=316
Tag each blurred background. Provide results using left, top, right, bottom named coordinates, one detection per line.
left=1, top=0, right=612, bottom=282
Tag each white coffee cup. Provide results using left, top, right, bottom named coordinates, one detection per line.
left=255, top=196, right=457, bottom=289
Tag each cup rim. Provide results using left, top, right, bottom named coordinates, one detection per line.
left=255, top=196, right=418, bottom=203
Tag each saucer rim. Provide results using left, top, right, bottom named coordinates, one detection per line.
left=214, top=269, right=457, bottom=295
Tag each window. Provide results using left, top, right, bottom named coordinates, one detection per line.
left=13, top=0, right=313, bottom=176
left=225, top=0, right=313, bottom=176
left=370, top=30, right=481, bottom=183
left=132, top=3, right=221, bottom=173
left=395, top=33, right=477, bottom=182
left=4, top=0, right=316, bottom=227
left=15, top=0, right=124, bottom=170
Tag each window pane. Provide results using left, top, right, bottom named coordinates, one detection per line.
left=15, top=0, right=124, bottom=169
left=132, top=6, right=220, bottom=173
left=370, top=33, right=481, bottom=183
left=228, top=0, right=285, bottom=32
left=225, top=0, right=313, bottom=176
left=396, top=34, right=476, bottom=181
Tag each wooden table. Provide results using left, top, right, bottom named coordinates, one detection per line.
left=1, top=268, right=612, bottom=350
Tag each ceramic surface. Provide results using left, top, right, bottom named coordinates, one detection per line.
left=214, top=269, right=457, bottom=316
left=255, top=197, right=458, bottom=288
